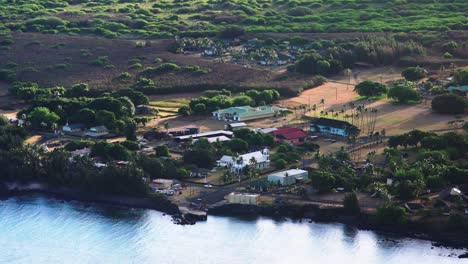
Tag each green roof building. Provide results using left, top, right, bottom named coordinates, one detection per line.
left=212, top=106, right=286, bottom=121
left=447, top=86, right=468, bottom=98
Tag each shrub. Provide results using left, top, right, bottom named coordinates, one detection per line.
left=0, top=69, right=16, bottom=82
left=376, top=205, right=407, bottom=226
left=431, top=94, right=467, bottom=115
left=354, top=80, right=387, bottom=97
left=387, top=85, right=420, bottom=103
left=343, top=192, right=360, bottom=214
left=89, top=56, right=109, bottom=67
left=401, top=66, right=427, bottom=82
left=217, top=26, right=245, bottom=39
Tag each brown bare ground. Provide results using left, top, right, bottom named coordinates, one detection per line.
left=277, top=67, right=467, bottom=135
left=0, top=33, right=316, bottom=91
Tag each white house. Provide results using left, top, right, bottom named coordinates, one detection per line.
left=70, top=147, right=91, bottom=157
left=217, top=149, right=270, bottom=173
left=267, top=169, right=309, bottom=186
left=62, top=123, right=85, bottom=133
left=86, top=126, right=109, bottom=137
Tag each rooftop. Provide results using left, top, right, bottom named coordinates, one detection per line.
left=271, top=127, right=306, bottom=140
left=311, top=118, right=359, bottom=131
left=175, top=130, right=233, bottom=140
left=269, top=169, right=308, bottom=178
left=448, top=85, right=468, bottom=92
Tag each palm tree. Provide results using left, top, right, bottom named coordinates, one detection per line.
left=320, top=98, right=325, bottom=111
left=344, top=68, right=352, bottom=90
left=312, top=104, right=317, bottom=117
left=164, top=122, right=170, bottom=133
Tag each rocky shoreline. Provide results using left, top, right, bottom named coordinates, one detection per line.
left=0, top=182, right=201, bottom=225
left=1, top=182, right=467, bottom=254
left=208, top=203, right=468, bottom=252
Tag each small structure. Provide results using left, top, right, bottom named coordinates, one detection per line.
left=217, top=149, right=270, bottom=173
left=193, top=135, right=231, bottom=144
left=62, top=123, right=85, bottom=133
left=226, top=122, right=247, bottom=130
left=257, top=127, right=277, bottom=134
left=310, top=118, right=359, bottom=136
left=86, top=126, right=109, bottom=137
left=174, top=130, right=233, bottom=142
left=167, top=126, right=200, bottom=137
left=447, top=85, right=468, bottom=98
left=70, top=147, right=91, bottom=157
left=270, top=127, right=307, bottom=146
left=150, top=179, right=174, bottom=190
left=212, top=106, right=286, bottom=122
left=267, top=169, right=309, bottom=186
left=227, top=192, right=259, bottom=205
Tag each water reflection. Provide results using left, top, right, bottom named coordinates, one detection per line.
left=0, top=194, right=465, bottom=264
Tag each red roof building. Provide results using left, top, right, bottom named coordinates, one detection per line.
left=270, top=127, right=307, bottom=146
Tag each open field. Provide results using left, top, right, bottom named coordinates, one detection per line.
left=277, top=67, right=466, bottom=136
left=0, top=33, right=319, bottom=92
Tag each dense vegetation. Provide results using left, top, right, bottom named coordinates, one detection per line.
left=182, top=89, right=281, bottom=115
left=0, top=0, right=466, bottom=38
left=8, top=82, right=153, bottom=140
left=312, top=130, right=468, bottom=201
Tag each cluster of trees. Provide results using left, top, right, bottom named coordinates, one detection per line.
left=2, top=0, right=466, bottom=38
left=311, top=129, right=467, bottom=202
left=0, top=125, right=147, bottom=196
left=432, top=94, right=467, bottom=115
left=291, top=36, right=425, bottom=76
left=270, top=144, right=303, bottom=169
left=387, top=84, right=421, bottom=104
left=354, top=81, right=387, bottom=98
left=181, top=89, right=280, bottom=115
left=11, top=82, right=150, bottom=140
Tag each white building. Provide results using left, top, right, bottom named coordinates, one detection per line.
left=86, top=126, right=109, bottom=137
left=62, top=123, right=85, bottom=133
left=267, top=169, right=309, bottom=186
left=227, top=193, right=259, bottom=205
left=217, top=149, right=270, bottom=173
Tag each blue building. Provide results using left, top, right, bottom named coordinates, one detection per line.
left=310, top=118, right=359, bottom=137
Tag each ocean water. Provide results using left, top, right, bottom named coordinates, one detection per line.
left=0, top=194, right=465, bottom=264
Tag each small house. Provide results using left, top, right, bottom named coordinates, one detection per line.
left=226, top=122, right=247, bottom=130
left=62, top=123, right=86, bottom=133
left=86, top=126, right=109, bottom=137
left=70, top=147, right=91, bottom=157
left=267, top=169, right=309, bottom=186
left=310, top=118, right=359, bottom=136
left=150, top=179, right=174, bottom=190
left=217, top=149, right=270, bottom=174
left=212, top=106, right=286, bottom=122
left=174, top=130, right=233, bottom=142
left=227, top=193, right=259, bottom=205
left=270, top=127, right=307, bottom=146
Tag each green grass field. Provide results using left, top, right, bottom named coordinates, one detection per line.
left=0, top=0, right=466, bottom=38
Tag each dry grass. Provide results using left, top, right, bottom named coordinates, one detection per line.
left=277, top=67, right=462, bottom=136
left=0, top=33, right=318, bottom=92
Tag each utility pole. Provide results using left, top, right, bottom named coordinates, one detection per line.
left=335, top=87, right=338, bottom=100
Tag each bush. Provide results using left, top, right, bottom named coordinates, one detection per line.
left=0, top=69, right=16, bottom=82
left=217, top=26, right=245, bottom=39
left=387, top=85, right=420, bottom=103
left=402, top=67, right=427, bottom=82
left=431, top=94, right=467, bottom=115
left=343, top=192, right=360, bottom=214
left=140, top=63, right=180, bottom=77
left=354, top=81, right=387, bottom=97
left=376, top=205, right=407, bottom=226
